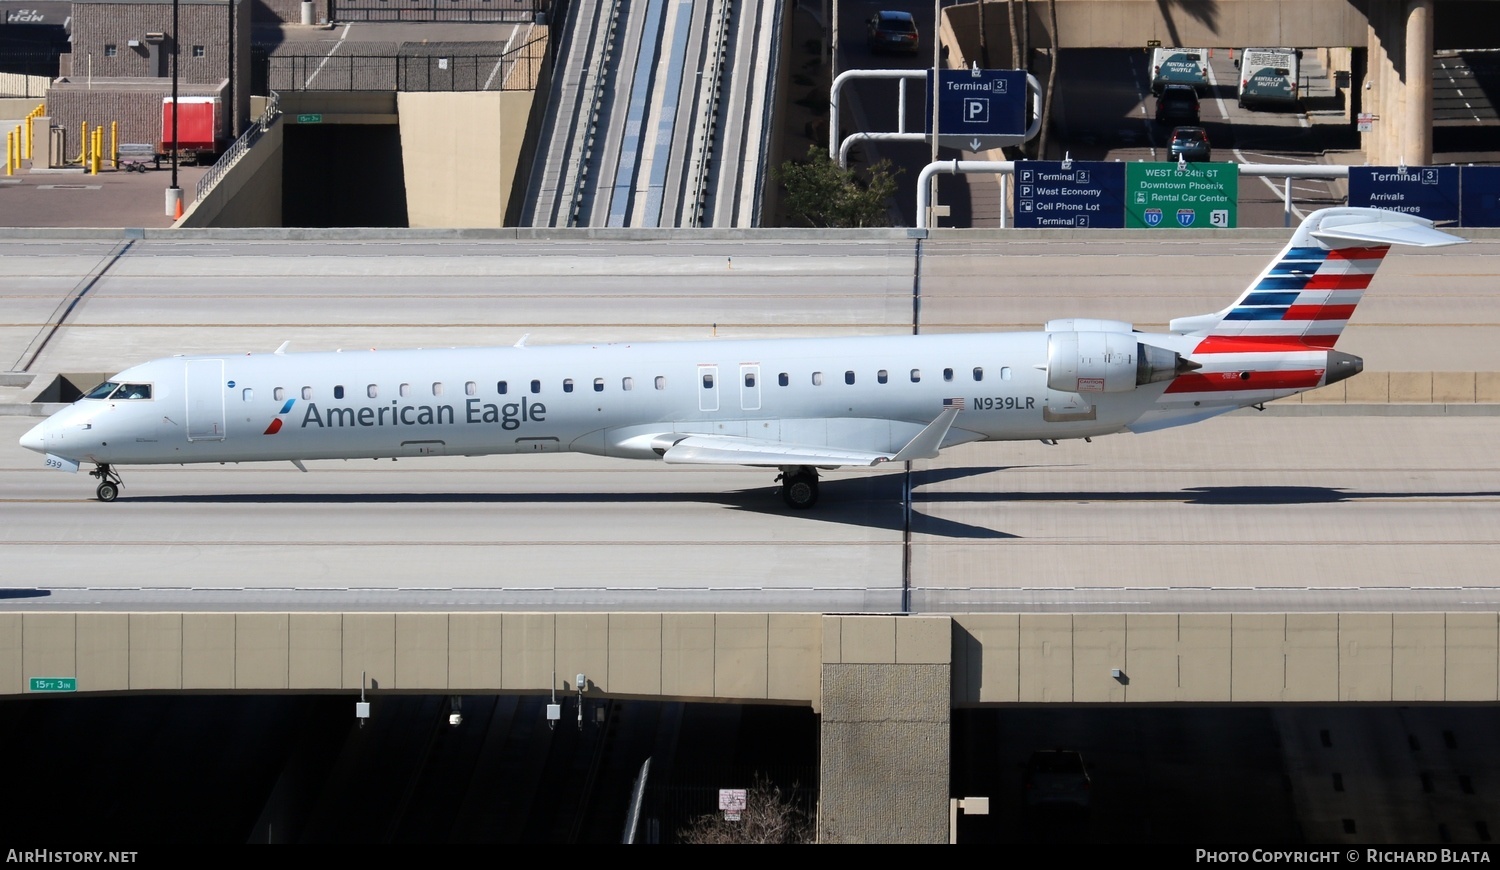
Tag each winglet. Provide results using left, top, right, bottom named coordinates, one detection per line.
left=514, top=333, right=530, bottom=348
left=886, top=406, right=961, bottom=463
left=274, top=341, right=290, bottom=355
left=290, top=459, right=307, bottom=472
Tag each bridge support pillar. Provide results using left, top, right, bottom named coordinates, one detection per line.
left=816, top=616, right=952, bottom=843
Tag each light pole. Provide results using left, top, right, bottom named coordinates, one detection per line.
left=166, top=0, right=182, bottom=218
left=928, top=0, right=940, bottom=227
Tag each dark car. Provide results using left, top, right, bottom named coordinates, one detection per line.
left=1023, top=749, right=1091, bottom=811
left=1155, top=83, right=1200, bottom=124
left=867, top=10, right=919, bottom=55
left=1168, top=126, right=1212, bottom=161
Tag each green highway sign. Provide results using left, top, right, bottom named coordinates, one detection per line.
left=297, top=114, right=323, bottom=124
left=29, top=677, right=76, bottom=692
left=1126, top=162, right=1238, bottom=229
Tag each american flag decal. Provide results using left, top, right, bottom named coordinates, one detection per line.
left=943, top=397, right=966, bottom=409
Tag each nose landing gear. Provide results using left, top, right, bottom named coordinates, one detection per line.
left=776, top=466, right=820, bottom=510
left=89, top=464, right=123, bottom=502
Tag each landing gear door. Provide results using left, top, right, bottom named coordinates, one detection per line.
left=185, top=359, right=226, bottom=441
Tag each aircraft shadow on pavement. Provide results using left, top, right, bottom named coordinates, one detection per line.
left=0, top=588, right=51, bottom=600
left=119, top=475, right=1491, bottom=538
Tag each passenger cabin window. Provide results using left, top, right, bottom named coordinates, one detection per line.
left=943, top=368, right=954, bottom=382
left=653, top=376, right=664, bottom=390
left=1001, top=367, right=1012, bottom=380
left=497, top=381, right=508, bottom=395
left=368, top=384, right=379, bottom=398
left=844, top=371, right=855, bottom=385
left=530, top=380, right=541, bottom=394
left=878, top=370, right=888, bottom=384
left=973, top=367, right=984, bottom=382
left=400, top=383, right=411, bottom=397
left=563, top=379, right=574, bottom=393
left=302, top=386, right=313, bottom=400
left=242, top=388, right=253, bottom=402
left=910, top=369, right=921, bottom=383
left=812, top=372, right=824, bottom=386
left=465, top=381, right=477, bottom=396
left=594, top=378, right=604, bottom=392
left=274, top=387, right=285, bottom=401
left=745, top=372, right=756, bottom=387
left=778, top=373, right=789, bottom=387
left=85, top=382, right=119, bottom=399
left=623, top=377, right=634, bottom=391
left=432, top=382, right=444, bottom=396
left=334, top=385, right=345, bottom=399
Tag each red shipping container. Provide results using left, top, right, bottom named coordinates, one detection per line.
left=160, top=97, right=218, bottom=153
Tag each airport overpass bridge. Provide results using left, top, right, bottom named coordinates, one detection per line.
left=3, top=226, right=1500, bottom=842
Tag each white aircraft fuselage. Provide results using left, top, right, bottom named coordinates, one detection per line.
left=18, top=208, right=1468, bottom=508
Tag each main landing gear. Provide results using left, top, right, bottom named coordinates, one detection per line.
left=777, top=466, right=820, bottom=510
left=90, top=464, right=123, bottom=502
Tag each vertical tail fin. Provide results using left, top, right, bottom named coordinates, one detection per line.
left=1169, top=208, right=1465, bottom=348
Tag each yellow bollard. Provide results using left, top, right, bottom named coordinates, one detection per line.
left=91, top=127, right=101, bottom=174
left=6, top=130, right=13, bottom=176
left=111, top=122, right=118, bottom=169
left=23, top=115, right=32, bottom=162
left=78, top=121, right=88, bottom=165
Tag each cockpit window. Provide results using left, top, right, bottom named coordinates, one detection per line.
left=84, top=382, right=120, bottom=399
left=117, top=384, right=152, bottom=400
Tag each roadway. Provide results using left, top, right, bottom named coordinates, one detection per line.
left=2, top=232, right=1497, bottom=614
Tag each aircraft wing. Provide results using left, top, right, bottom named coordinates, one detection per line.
left=660, top=407, right=970, bottom=468
left=661, top=435, right=896, bottom=467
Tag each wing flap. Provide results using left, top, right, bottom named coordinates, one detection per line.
left=660, top=408, right=973, bottom=468
left=662, top=435, right=891, bottom=467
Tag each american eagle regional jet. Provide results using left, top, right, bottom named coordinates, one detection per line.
left=20, top=208, right=1465, bottom=508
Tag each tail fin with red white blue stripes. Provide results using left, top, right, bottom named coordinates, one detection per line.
left=1168, top=208, right=1465, bottom=349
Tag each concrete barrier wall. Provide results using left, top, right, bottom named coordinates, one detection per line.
left=6, top=611, right=1498, bottom=705
left=178, top=120, right=285, bottom=228
left=0, top=611, right=825, bottom=703
left=951, top=613, right=1500, bottom=704
left=396, top=88, right=540, bottom=228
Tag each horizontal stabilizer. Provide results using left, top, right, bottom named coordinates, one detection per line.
left=1312, top=220, right=1466, bottom=248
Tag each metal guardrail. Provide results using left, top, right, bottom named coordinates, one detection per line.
left=268, top=38, right=548, bottom=92
left=192, top=91, right=280, bottom=206
left=327, top=0, right=547, bottom=23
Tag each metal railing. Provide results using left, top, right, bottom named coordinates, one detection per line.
left=328, top=0, right=548, bottom=23
left=192, top=91, right=281, bottom=206
left=267, top=38, right=548, bottom=92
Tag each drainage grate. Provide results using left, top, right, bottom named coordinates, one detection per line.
left=36, top=184, right=103, bottom=190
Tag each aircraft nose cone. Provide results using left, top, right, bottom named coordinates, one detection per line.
left=19, top=420, right=47, bottom=453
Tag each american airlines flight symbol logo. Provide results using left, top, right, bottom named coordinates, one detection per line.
left=264, top=399, right=295, bottom=434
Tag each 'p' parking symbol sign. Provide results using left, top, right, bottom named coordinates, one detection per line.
left=963, top=98, right=990, bottom=124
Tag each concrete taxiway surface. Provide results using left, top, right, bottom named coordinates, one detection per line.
left=1, top=232, right=1497, bottom=613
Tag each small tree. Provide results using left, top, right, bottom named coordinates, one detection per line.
left=676, top=776, right=815, bottom=844
left=775, top=145, right=901, bottom=228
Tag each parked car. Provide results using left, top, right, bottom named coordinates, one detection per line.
left=1155, top=83, right=1201, bottom=124
left=1168, top=126, right=1212, bottom=161
left=1023, top=749, right=1092, bottom=810
left=867, top=10, right=919, bottom=55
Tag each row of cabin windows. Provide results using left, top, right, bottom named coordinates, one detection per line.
left=257, top=366, right=1012, bottom=403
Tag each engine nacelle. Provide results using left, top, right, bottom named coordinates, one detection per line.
left=1047, top=331, right=1191, bottom=393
